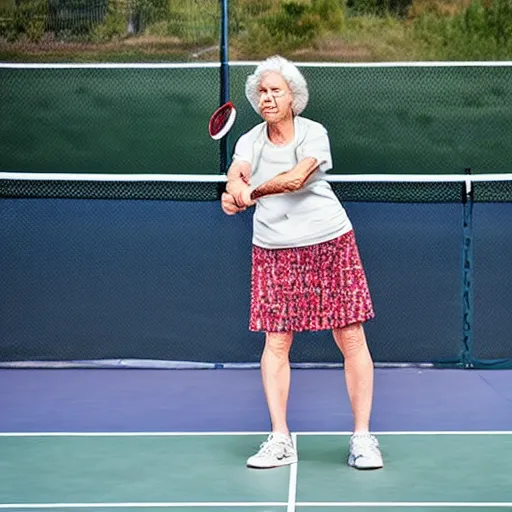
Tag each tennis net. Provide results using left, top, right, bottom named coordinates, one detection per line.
left=1, top=171, right=512, bottom=202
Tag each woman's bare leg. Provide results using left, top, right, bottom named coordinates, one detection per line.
left=332, top=323, right=374, bottom=432
left=260, top=331, right=294, bottom=434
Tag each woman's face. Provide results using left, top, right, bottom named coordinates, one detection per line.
left=257, top=71, right=293, bottom=124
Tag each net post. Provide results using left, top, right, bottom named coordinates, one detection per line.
left=461, top=167, right=474, bottom=368
left=219, top=0, right=230, bottom=178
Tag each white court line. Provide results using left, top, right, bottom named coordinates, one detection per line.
left=1, top=431, right=512, bottom=437
left=296, top=504, right=512, bottom=508
left=2, top=503, right=512, bottom=510
left=0, top=504, right=286, bottom=509
left=0, top=432, right=266, bottom=437
left=287, top=433, right=298, bottom=512
left=297, top=501, right=512, bottom=508
left=296, top=431, right=512, bottom=436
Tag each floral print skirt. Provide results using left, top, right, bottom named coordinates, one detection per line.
left=249, top=230, right=375, bottom=333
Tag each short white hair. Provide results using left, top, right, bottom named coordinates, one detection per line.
left=245, top=55, right=309, bottom=117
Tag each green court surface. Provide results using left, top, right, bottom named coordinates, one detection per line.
left=1, top=432, right=512, bottom=510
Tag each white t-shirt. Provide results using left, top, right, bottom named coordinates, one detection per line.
left=232, top=116, right=352, bottom=249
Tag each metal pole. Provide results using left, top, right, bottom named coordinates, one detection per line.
left=219, top=0, right=229, bottom=175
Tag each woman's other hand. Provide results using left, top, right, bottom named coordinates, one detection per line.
left=221, top=192, right=247, bottom=215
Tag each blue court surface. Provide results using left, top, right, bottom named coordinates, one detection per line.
left=1, top=368, right=512, bottom=511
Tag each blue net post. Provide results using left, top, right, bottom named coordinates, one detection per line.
left=462, top=168, right=474, bottom=368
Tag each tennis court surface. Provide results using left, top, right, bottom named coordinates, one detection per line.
left=2, top=368, right=512, bottom=511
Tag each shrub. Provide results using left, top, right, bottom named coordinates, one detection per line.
left=411, top=0, right=512, bottom=60
left=347, top=0, right=412, bottom=17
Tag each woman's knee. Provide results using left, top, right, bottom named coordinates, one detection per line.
left=264, top=331, right=293, bottom=358
left=333, top=323, right=367, bottom=357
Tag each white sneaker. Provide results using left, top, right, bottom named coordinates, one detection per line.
left=246, top=432, right=298, bottom=469
left=348, top=433, right=383, bottom=470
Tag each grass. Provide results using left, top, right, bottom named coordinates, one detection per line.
left=289, top=14, right=411, bottom=62
left=0, top=0, right=14, bottom=10
left=0, top=35, right=210, bottom=63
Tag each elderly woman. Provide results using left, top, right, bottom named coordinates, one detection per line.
left=221, top=55, right=383, bottom=470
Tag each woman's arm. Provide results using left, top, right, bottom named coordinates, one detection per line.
left=246, top=157, right=319, bottom=202
left=225, top=160, right=253, bottom=206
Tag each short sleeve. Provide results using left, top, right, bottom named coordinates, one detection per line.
left=232, top=132, right=253, bottom=165
left=299, top=124, right=333, bottom=173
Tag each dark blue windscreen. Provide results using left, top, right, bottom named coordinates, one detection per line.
left=1, top=198, right=463, bottom=365
left=472, top=203, right=512, bottom=364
